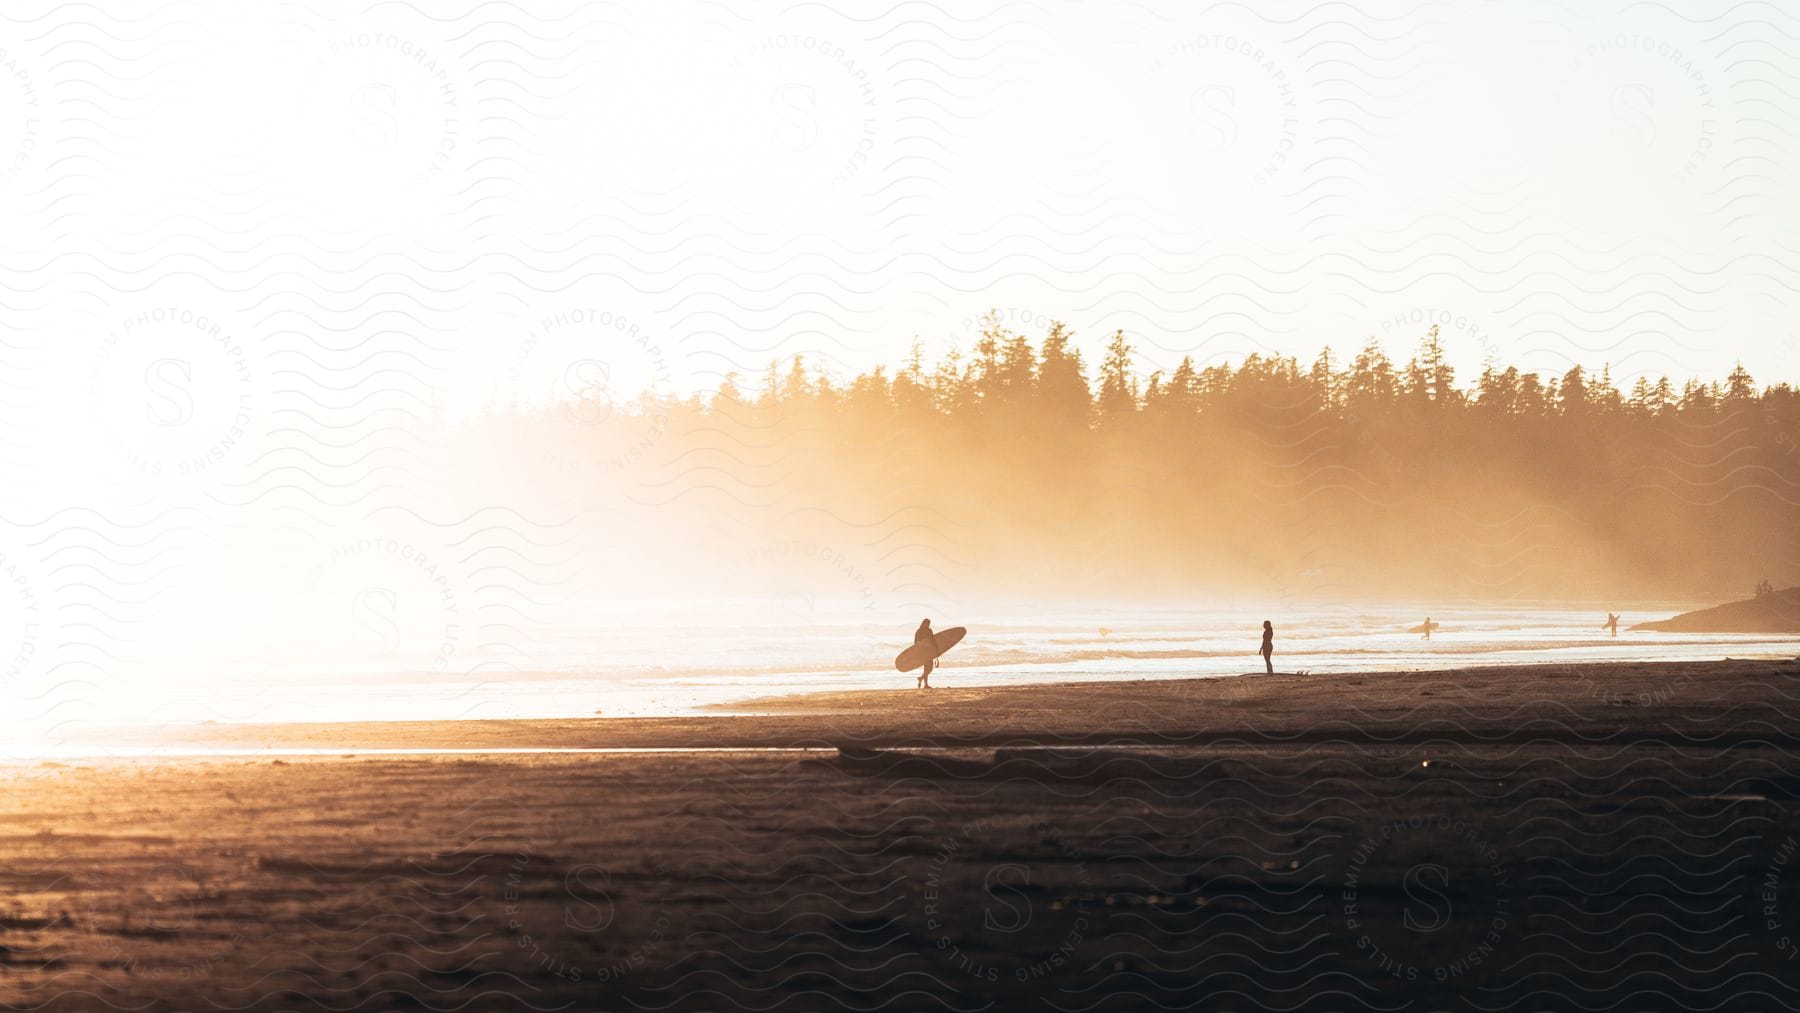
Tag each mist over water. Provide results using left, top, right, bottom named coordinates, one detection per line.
left=12, top=307, right=1798, bottom=751
left=23, top=597, right=1794, bottom=738
left=10, top=342, right=1798, bottom=750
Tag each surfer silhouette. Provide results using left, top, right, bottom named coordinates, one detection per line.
left=1260, top=620, right=1274, bottom=675
left=1421, top=616, right=1432, bottom=641
left=1603, top=612, right=1620, bottom=637
left=915, top=618, right=936, bottom=689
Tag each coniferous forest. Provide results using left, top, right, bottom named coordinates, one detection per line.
left=479, top=314, right=1800, bottom=602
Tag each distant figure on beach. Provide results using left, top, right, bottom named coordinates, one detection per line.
left=915, top=618, right=936, bottom=690
left=1757, top=579, right=1774, bottom=598
left=1421, top=616, right=1432, bottom=640
left=1603, top=612, right=1620, bottom=637
left=894, top=621, right=966, bottom=685
left=1260, top=620, right=1274, bottom=674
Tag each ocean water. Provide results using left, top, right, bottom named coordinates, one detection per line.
left=27, top=599, right=1796, bottom=733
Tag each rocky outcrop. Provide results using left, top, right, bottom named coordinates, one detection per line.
left=1632, top=587, right=1800, bottom=633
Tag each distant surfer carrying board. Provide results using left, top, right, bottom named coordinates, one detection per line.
left=1260, top=620, right=1274, bottom=675
left=1603, top=612, right=1620, bottom=637
left=914, top=618, right=937, bottom=689
left=894, top=620, right=966, bottom=687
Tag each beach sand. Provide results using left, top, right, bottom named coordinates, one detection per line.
left=4, top=659, right=1800, bottom=1010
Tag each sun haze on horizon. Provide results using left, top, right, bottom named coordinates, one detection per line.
left=1, top=1, right=1797, bottom=740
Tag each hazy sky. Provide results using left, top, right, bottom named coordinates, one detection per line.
left=6, top=0, right=1796, bottom=431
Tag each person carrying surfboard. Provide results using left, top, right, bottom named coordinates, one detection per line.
left=915, top=618, right=936, bottom=689
left=1603, top=612, right=1620, bottom=637
left=894, top=621, right=964, bottom=686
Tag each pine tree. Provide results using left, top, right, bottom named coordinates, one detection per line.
left=1479, top=364, right=1524, bottom=414
left=1519, top=373, right=1548, bottom=415
left=1593, top=365, right=1622, bottom=412
left=1680, top=378, right=1713, bottom=412
left=1097, top=329, right=1137, bottom=418
left=973, top=311, right=1004, bottom=400
left=1344, top=338, right=1398, bottom=417
left=1310, top=346, right=1341, bottom=412
left=1169, top=356, right=1199, bottom=414
left=1418, top=324, right=1458, bottom=405
left=1038, top=321, right=1091, bottom=429
left=931, top=347, right=967, bottom=415
left=847, top=364, right=889, bottom=414
left=759, top=358, right=783, bottom=406
left=997, top=330, right=1037, bottom=399
left=1652, top=376, right=1674, bottom=413
left=1727, top=362, right=1757, bottom=400
left=1558, top=366, right=1587, bottom=415
left=1143, top=371, right=1165, bottom=407
left=904, top=338, right=926, bottom=382
left=715, top=372, right=743, bottom=409
left=782, top=355, right=811, bottom=402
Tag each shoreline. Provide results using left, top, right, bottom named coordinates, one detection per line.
left=78, top=657, right=1800, bottom=754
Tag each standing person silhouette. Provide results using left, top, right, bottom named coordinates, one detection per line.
left=914, top=618, right=937, bottom=690
left=1603, top=612, right=1620, bottom=637
left=1260, top=620, right=1274, bottom=675
left=1421, top=616, right=1433, bottom=641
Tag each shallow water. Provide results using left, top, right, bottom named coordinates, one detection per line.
left=14, top=599, right=1794, bottom=736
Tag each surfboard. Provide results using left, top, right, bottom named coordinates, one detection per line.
left=1407, top=622, right=1441, bottom=634
left=894, top=626, right=966, bottom=672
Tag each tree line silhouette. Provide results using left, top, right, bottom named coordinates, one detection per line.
left=494, top=312, right=1799, bottom=600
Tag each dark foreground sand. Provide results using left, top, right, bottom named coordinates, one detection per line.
left=6, top=659, right=1800, bottom=1011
